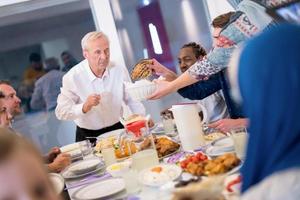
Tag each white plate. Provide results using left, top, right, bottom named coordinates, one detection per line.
left=61, top=161, right=105, bottom=179
left=211, top=136, right=234, bottom=150
left=68, top=159, right=102, bottom=175
left=60, top=143, right=82, bottom=160
left=139, top=164, right=182, bottom=187
left=49, top=173, right=64, bottom=194
left=72, top=178, right=125, bottom=200
left=205, top=145, right=235, bottom=157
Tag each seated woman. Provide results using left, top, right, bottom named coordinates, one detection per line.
left=235, top=24, right=300, bottom=198
left=0, top=128, right=60, bottom=200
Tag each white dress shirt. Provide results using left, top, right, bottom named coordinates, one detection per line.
left=55, top=60, right=145, bottom=130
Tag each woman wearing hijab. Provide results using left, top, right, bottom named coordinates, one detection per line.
left=236, top=24, right=300, bottom=199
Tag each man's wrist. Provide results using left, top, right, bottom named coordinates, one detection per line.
left=82, top=103, right=90, bottom=113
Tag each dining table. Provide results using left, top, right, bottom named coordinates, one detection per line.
left=63, top=126, right=241, bottom=200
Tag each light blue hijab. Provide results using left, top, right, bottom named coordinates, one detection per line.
left=238, top=24, right=300, bottom=192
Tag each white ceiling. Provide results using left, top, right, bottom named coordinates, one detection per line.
left=0, top=0, right=90, bottom=27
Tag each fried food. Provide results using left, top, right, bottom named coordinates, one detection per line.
left=155, top=137, right=180, bottom=158
left=183, top=153, right=241, bottom=176
left=140, top=136, right=180, bottom=158
left=131, top=59, right=153, bottom=80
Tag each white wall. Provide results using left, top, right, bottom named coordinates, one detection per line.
left=42, top=38, right=69, bottom=67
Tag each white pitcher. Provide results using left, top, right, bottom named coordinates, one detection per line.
left=170, top=103, right=206, bottom=151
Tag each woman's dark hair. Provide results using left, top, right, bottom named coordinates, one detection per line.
left=181, top=42, right=207, bottom=59
left=212, top=11, right=235, bottom=28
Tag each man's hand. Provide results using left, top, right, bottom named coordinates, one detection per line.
left=45, top=147, right=61, bottom=163
left=147, top=59, right=177, bottom=81
left=208, top=118, right=248, bottom=133
left=82, top=94, right=101, bottom=113
left=47, top=153, right=71, bottom=173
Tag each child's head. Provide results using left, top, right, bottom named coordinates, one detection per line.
left=0, top=128, right=59, bottom=200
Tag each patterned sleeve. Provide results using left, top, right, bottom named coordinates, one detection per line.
left=187, top=57, right=222, bottom=79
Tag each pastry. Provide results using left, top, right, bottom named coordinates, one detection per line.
left=131, top=59, right=153, bottom=80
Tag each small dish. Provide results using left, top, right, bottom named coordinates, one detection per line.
left=106, top=161, right=131, bottom=177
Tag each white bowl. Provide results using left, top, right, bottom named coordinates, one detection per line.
left=106, top=161, right=131, bottom=177
left=126, top=81, right=157, bottom=101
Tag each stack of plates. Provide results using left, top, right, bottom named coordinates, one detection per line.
left=61, top=158, right=105, bottom=179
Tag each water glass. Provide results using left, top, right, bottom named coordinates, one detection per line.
left=97, top=137, right=117, bottom=166
left=161, top=112, right=176, bottom=136
left=79, top=140, right=93, bottom=159
left=230, top=127, right=248, bottom=160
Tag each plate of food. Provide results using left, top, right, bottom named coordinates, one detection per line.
left=179, top=152, right=241, bottom=177
left=139, top=164, right=182, bottom=187
left=203, top=132, right=226, bottom=141
left=140, top=136, right=181, bottom=160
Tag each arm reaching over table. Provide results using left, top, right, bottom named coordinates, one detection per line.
left=208, top=118, right=248, bottom=133
left=147, top=71, right=202, bottom=100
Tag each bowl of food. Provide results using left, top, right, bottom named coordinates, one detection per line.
left=126, top=79, right=157, bottom=101
left=106, top=161, right=131, bottom=177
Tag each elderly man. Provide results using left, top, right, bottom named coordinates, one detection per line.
left=0, top=80, right=70, bottom=173
left=56, top=31, right=145, bottom=143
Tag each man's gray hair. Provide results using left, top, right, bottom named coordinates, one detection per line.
left=81, top=31, right=109, bottom=50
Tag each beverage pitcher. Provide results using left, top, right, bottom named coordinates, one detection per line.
left=170, top=103, right=206, bottom=151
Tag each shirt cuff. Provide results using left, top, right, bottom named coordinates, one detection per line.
left=73, top=103, right=86, bottom=117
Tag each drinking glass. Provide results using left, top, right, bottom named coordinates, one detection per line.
left=230, top=127, right=248, bottom=160
left=97, top=137, right=117, bottom=166
left=79, top=140, right=93, bottom=159
left=125, top=119, right=159, bottom=171
left=161, top=112, right=177, bottom=137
